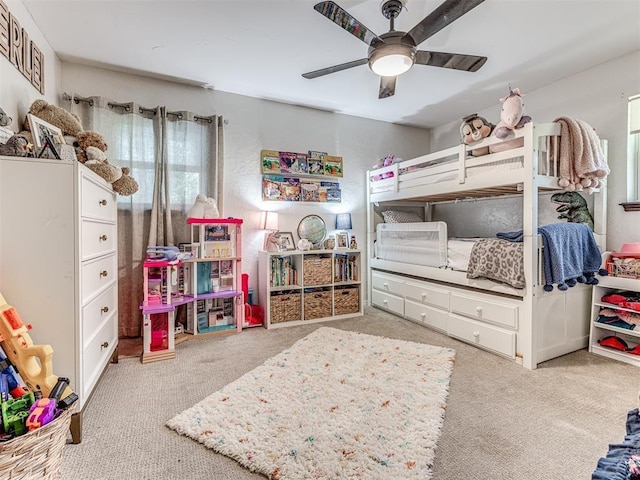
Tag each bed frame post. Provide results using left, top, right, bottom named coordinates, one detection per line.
left=593, top=140, right=608, bottom=251
left=521, top=122, right=538, bottom=369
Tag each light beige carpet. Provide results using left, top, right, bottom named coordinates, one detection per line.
left=166, top=327, right=455, bottom=480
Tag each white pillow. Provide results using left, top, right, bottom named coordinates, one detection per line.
left=381, top=211, right=422, bottom=223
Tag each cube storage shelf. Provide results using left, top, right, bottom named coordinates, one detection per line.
left=258, top=249, right=363, bottom=329
left=589, top=253, right=640, bottom=367
left=141, top=218, right=244, bottom=363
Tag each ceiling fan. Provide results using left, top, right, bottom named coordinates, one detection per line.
left=302, top=0, right=488, bottom=99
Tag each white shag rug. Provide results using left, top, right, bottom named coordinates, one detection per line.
left=166, top=327, right=455, bottom=480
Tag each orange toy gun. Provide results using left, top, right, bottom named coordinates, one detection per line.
left=0, top=292, right=76, bottom=408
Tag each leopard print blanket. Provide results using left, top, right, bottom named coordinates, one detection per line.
left=466, top=239, right=525, bottom=289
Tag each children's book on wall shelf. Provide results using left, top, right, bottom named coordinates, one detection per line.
left=261, top=149, right=343, bottom=203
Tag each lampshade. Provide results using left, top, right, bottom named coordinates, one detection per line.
left=335, top=213, right=352, bottom=230
left=369, top=43, right=415, bottom=77
left=260, top=211, right=279, bottom=230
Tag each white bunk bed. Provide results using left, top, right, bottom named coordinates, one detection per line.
left=366, top=122, right=607, bottom=370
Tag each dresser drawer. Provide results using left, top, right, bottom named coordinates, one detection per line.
left=448, top=313, right=516, bottom=358
left=82, top=254, right=117, bottom=303
left=404, top=280, right=449, bottom=310
left=82, top=313, right=117, bottom=400
left=372, top=289, right=404, bottom=317
left=450, top=292, right=519, bottom=329
left=81, top=171, right=116, bottom=222
left=371, top=271, right=405, bottom=297
left=81, top=219, right=116, bottom=261
left=405, top=300, right=447, bottom=333
left=82, top=284, right=117, bottom=346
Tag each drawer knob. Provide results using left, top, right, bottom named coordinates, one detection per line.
left=100, top=270, right=108, bottom=277
left=99, top=199, right=108, bottom=206
left=100, top=234, right=108, bottom=241
left=473, top=331, right=480, bottom=338
left=383, top=282, right=389, bottom=290
left=476, top=306, right=483, bottom=315
left=101, top=306, right=109, bottom=313
left=383, top=300, right=388, bottom=304
left=101, top=341, right=109, bottom=349
left=420, top=313, right=426, bottom=318
left=421, top=293, right=427, bottom=300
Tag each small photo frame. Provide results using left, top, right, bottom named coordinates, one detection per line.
left=27, top=113, right=65, bottom=148
left=278, top=232, right=296, bottom=251
left=336, top=232, right=349, bottom=249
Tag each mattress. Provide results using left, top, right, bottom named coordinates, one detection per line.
left=447, top=238, right=479, bottom=272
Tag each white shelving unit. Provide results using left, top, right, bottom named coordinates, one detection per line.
left=258, top=249, right=363, bottom=328
left=589, top=256, right=640, bottom=366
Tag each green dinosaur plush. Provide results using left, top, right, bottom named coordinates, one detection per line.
left=550, top=191, right=594, bottom=231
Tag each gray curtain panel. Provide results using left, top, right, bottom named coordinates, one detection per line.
left=62, top=94, right=224, bottom=337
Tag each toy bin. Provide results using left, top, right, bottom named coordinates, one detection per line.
left=0, top=406, right=74, bottom=479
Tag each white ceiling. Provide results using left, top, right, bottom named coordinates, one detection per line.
left=22, top=0, right=640, bottom=129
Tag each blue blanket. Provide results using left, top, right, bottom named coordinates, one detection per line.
left=497, top=223, right=602, bottom=291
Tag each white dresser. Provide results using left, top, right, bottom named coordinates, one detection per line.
left=0, top=155, right=118, bottom=443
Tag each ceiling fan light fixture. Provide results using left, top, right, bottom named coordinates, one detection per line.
left=368, top=42, right=415, bottom=77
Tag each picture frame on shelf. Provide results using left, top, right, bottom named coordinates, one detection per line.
left=27, top=113, right=64, bottom=148
left=278, top=232, right=296, bottom=251
left=336, top=232, right=349, bottom=249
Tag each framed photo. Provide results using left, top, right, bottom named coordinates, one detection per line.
left=27, top=113, right=65, bottom=148
left=336, top=232, right=349, bottom=249
left=278, top=232, right=296, bottom=251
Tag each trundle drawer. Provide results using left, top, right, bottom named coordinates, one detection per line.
left=448, top=313, right=516, bottom=358
left=404, top=280, right=449, bottom=310
left=372, top=289, right=404, bottom=317
left=450, top=292, right=518, bottom=329
left=372, top=271, right=405, bottom=297
left=405, top=300, right=447, bottom=332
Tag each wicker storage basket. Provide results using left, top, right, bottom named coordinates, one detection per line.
left=303, top=256, right=332, bottom=286
left=0, top=406, right=73, bottom=480
left=270, top=292, right=301, bottom=324
left=334, top=286, right=360, bottom=315
left=304, top=289, right=332, bottom=320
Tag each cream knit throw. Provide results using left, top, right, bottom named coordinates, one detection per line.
left=553, top=117, right=609, bottom=193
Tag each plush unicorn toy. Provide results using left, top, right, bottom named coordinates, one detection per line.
left=489, top=87, right=532, bottom=153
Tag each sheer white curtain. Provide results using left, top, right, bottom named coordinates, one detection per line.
left=62, top=94, right=224, bottom=337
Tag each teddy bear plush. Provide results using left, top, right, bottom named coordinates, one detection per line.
left=75, top=130, right=108, bottom=163
left=460, top=113, right=494, bottom=156
left=112, top=167, right=139, bottom=196
left=0, top=134, right=30, bottom=157
left=85, top=146, right=123, bottom=184
left=23, top=99, right=84, bottom=137
left=370, top=155, right=396, bottom=181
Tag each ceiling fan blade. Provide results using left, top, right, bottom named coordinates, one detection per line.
left=313, top=1, right=380, bottom=45
left=379, top=76, right=397, bottom=99
left=415, top=51, right=487, bottom=72
left=404, top=0, right=485, bottom=46
left=302, top=58, right=368, bottom=79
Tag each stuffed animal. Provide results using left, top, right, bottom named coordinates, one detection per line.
left=460, top=113, right=494, bottom=156
left=75, top=130, right=108, bottom=163
left=0, top=107, right=12, bottom=127
left=0, top=134, right=29, bottom=157
left=112, top=167, right=139, bottom=196
left=23, top=99, right=83, bottom=137
left=85, top=147, right=123, bottom=184
left=204, top=197, right=219, bottom=218
left=186, top=193, right=208, bottom=218
left=488, top=87, right=532, bottom=154
left=371, top=155, right=396, bottom=181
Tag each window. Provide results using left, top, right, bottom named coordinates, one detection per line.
left=630, top=95, right=640, bottom=202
